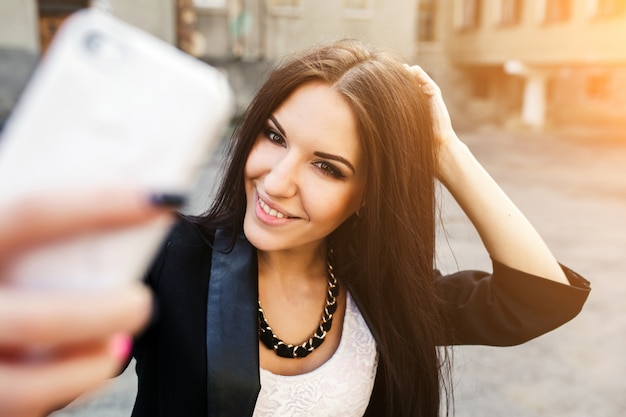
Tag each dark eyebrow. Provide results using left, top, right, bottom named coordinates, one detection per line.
left=269, top=114, right=356, bottom=175
left=269, top=115, right=286, bottom=136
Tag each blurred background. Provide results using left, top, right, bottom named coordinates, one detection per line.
left=1, top=1, right=625, bottom=416
left=3, top=0, right=626, bottom=130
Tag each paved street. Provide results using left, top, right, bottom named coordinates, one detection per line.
left=51, top=126, right=626, bottom=417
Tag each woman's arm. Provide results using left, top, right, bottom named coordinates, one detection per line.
left=405, top=64, right=568, bottom=285
left=0, top=188, right=178, bottom=417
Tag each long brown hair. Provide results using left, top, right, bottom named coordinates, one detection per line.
left=196, top=39, right=451, bottom=416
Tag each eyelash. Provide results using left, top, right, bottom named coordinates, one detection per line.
left=314, top=161, right=345, bottom=179
left=262, top=126, right=346, bottom=179
left=263, top=128, right=285, bottom=146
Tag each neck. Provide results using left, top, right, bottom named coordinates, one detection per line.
left=257, top=242, right=328, bottom=285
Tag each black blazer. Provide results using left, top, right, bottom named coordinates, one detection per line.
left=130, top=218, right=590, bottom=417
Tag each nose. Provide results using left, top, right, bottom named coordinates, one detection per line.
left=263, top=152, right=298, bottom=199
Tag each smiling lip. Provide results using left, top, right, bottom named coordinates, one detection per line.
left=255, top=194, right=297, bottom=224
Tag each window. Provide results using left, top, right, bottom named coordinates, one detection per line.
left=587, top=0, right=626, bottom=18
left=37, top=0, right=90, bottom=53
left=38, top=0, right=89, bottom=14
left=454, top=0, right=482, bottom=30
left=418, top=0, right=437, bottom=41
left=493, top=0, right=522, bottom=25
left=545, top=0, right=571, bottom=21
left=535, top=0, right=571, bottom=23
left=586, top=74, right=610, bottom=100
left=471, top=71, right=490, bottom=99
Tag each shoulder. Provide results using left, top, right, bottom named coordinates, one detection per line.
left=159, top=215, right=219, bottom=262
left=168, top=215, right=216, bottom=248
left=144, top=215, right=216, bottom=289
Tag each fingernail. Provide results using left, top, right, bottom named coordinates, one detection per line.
left=148, top=193, right=187, bottom=208
left=110, top=333, right=132, bottom=362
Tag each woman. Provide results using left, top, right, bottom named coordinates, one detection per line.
left=131, top=39, right=590, bottom=416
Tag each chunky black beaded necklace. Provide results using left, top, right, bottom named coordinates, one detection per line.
left=258, top=261, right=339, bottom=359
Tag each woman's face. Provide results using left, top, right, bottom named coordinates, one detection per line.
left=243, top=81, right=367, bottom=254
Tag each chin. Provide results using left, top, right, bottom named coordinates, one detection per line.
left=242, top=214, right=274, bottom=251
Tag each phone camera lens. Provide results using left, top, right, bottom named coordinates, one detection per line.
left=83, top=32, right=124, bottom=63
left=84, top=32, right=104, bottom=54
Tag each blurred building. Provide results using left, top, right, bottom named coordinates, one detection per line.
left=1, top=0, right=420, bottom=122
left=191, top=0, right=416, bottom=60
left=417, top=0, right=626, bottom=129
left=188, top=0, right=420, bottom=112
left=193, top=0, right=626, bottom=128
left=2, top=1, right=625, bottom=130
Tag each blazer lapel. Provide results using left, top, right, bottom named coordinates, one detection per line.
left=206, top=228, right=260, bottom=416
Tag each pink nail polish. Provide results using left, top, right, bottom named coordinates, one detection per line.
left=110, top=333, right=132, bottom=361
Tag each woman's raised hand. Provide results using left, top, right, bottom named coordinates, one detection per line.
left=403, top=64, right=568, bottom=284
left=0, top=188, right=178, bottom=417
left=403, top=64, right=465, bottom=184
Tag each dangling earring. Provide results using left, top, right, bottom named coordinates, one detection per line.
left=355, top=200, right=365, bottom=218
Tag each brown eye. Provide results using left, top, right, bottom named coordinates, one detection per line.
left=314, top=161, right=345, bottom=179
left=263, top=128, right=286, bottom=146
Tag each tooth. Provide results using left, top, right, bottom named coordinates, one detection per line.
left=258, top=197, right=287, bottom=218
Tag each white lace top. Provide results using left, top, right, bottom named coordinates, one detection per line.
left=252, top=292, right=379, bottom=417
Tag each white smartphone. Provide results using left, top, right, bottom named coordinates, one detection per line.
left=0, top=9, right=234, bottom=290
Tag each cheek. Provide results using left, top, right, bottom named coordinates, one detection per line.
left=306, top=184, right=362, bottom=227
left=244, top=141, right=265, bottom=183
